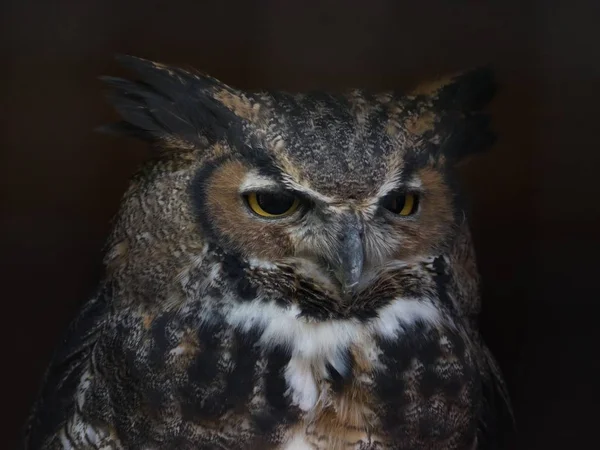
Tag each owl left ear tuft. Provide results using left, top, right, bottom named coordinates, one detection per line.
left=98, top=55, right=247, bottom=151
left=420, top=66, right=497, bottom=113
left=408, top=66, right=498, bottom=165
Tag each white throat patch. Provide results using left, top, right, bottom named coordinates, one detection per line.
left=226, top=292, right=442, bottom=412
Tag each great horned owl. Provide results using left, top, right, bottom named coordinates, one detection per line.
left=24, top=56, right=514, bottom=450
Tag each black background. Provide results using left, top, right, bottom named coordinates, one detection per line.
left=2, top=1, right=598, bottom=448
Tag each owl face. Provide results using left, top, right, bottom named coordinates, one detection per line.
left=103, top=56, right=495, bottom=307
left=193, top=140, right=454, bottom=297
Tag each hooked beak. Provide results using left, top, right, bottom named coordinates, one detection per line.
left=333, top=216, right=364, bottom=295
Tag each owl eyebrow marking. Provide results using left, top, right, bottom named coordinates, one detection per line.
left=239, top=170, right=336, bottom=205
left=279, top=174, right=336, bottom=204
left=372, top=174, right=423, bottom=202
left=240, top=170, right=334, bottom=201
left=238, top=171, right=281, bottom=193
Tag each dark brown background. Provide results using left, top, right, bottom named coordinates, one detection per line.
left=2, top=1, right=598, bottom=448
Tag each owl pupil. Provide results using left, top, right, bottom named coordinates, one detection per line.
left=381, top=191, right=419, bottom=216
left=257, top=193, right=295, bottom=215
left=384, top=194, right=406, bottom=213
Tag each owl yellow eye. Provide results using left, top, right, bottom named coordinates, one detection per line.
left=245, top=192, right=300, bottom=218
left=381, top=192, right=419, bottom=216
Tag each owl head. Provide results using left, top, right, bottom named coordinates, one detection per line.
left=101, top=56, right=495, bottom=314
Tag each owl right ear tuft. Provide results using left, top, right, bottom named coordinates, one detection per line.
left=98, top=55, right=245, bottom=151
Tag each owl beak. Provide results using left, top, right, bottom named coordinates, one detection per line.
left=335, top=217, right=364, bottom=295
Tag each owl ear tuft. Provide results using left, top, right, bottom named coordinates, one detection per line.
left=409, top=66, right=498, bottom=164
left=412, top=66, right=497, bottom=112
left=98, top=55, right=245, bottom=150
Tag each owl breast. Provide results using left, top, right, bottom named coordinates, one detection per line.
left=270, top=317, right=481, bottom=450
left=80, top=256, right=480, bottom=450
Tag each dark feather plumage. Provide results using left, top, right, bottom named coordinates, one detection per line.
left=24, top=56, right=513, bottom=450
left=433, top=66, right=497, bottom=112
left=99, top=55, right=241, bottom=147
left=414, top=66, right=498, bottom=164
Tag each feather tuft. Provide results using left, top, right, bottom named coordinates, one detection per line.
left=99, top=55, right=242, bottom=149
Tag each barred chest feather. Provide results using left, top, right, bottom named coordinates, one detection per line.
left=57, top=254, right=483, bottom=450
